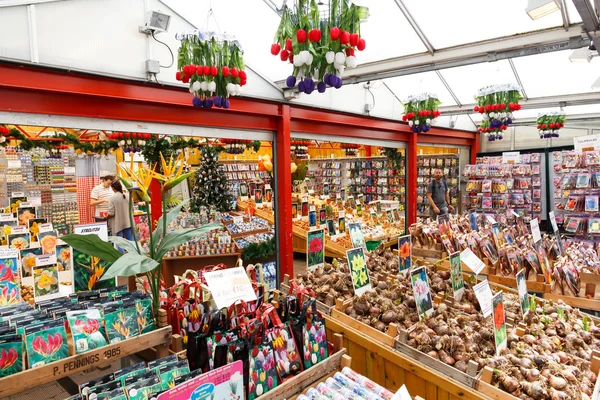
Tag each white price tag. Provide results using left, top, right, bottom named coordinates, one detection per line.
left=0, top=214, right=15, bottom=222
left=38, top=223, right=54, bottom=233
left=28, top=197, right=42, bottom=207
left=35, top=254, right=57, bottom=267
left=64, top=167, right=76, bottom=174
left=10, top=226, right=28, bottom=235
left=11, top=192, right=25, bottom=198
left=391, top=385, right=412, bottom=400
left=204, top=267, right=258, bottom=309
left=0, top=248, right=19, bottom=259
left=549, top=211, right=559, bottom=233
left=7, top=160, right=21, bottom=169
left=530, top=218, right=542, bottom=243
left=502, top=151, right=520, bottom=164
left=473, top=280, right=494, bottom=318
left=460, top=248, right=486, bottom=275
left=19, top=202, right=33, bottom=208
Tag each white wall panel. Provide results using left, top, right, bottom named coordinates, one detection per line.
left=0, top=6, right=30, bottom=61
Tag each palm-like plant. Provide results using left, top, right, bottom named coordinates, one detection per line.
left=61, top=152, right=222, bottom=321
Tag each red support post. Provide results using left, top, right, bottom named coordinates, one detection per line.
left=407, top=132, right=418, bottom=226
left=277, top=105, right=293, bottom=282
left=472, top=134, right=481, bottom=164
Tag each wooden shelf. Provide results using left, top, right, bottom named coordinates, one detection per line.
left=163, top=252, right=241, bottom=261
left=0, top=326, right=172, bottom=398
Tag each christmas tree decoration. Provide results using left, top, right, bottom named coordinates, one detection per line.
left=474, top=84, right=522, bottom=141
left=190, top=146, right=233, bottom=212
left=176, top=31, right=246, bottom=109
left=272, top=0, right=369, bottom=95
left=537, top=112, right=566, bottom=139
left=401, top=93, right=441, bottom=133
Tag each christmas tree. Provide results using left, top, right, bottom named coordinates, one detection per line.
left=190, top=146, right=233, bottom=212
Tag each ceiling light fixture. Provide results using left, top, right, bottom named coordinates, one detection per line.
left=525, top=0, right=560, bottom=20
left=569, top=47, right=593, bottom=63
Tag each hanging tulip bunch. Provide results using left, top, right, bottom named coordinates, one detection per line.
left=474, top=84, right=522, bottom=141
left=271, top=0, right=369, bottom=95
left=341, top=143, right=360, bottom=156
left=221, top=138, right=252, bottom=154
left=107, top=132, right=152, bottom=153
left=291, top=138, right=312, bottom=158
left=537, top=112, right=566, bottom=139
left=402, top=94, right=441, bottom=133
left=176, top=32, right=247, bottom=109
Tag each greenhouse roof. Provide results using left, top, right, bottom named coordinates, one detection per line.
left=162, top=0, right=600, bottom=130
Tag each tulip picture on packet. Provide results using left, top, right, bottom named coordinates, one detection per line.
left=0, top=338, right=23, bottom=377
left=25, top=322, right=69, bottom=368
left=67, top=309, right=108, bottom=354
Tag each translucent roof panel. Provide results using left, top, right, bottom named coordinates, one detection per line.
left=384, top=72, right=457, bottom=107
left=402, top=0, right=567, bottom=49
left=163, top=0, right=289, bottom=81
left=438, top=60, right=517, bottom=105
left=512, top=50, right=600, bottom=97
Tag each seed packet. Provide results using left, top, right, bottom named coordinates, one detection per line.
left=104, top=306, right=139, bottom=343
left=577, top=173, right=592, bottom=189
left=87, top=379, right=123, bottom=398
left=95, top=388, right=128, bottom=400
left=533, top=202, right=542, bottom=212
left=482, top=197, right=492, bottom=210
left=532, top=177, right=541, bottom=187
left=67, top=309, right=108, bottom=354
left=148, top=354, right=178, bottom=372
left=586, top=196, right=599, bottom=212
left=506, top=179, right=514, bottom=190
left=482, top=180, right=492, bottom=193
left=124, top=376, right=163, bottom=400
left=589, top=218, right=600, bottom=234
left=25, top=319, right=69, bottom=368
left=114, top=362, right=148, bottom=385
left=157, top=360, right=190, bottom=390
left=533, top=189, right=541, bottom=199
left=79, top=372, right=115, bottom=396
left=0, top=333, right=23, bottom=377
left=0, top=248, right=21, bottom=306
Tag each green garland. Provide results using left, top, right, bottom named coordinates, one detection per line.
left=241, top=236, right=276, bottom=261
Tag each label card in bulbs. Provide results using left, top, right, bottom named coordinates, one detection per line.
left=530, top=218, right=542, bottom=244
left=459, top=248, right=485, bottom=275
left=473, top=279, right=494, bottom=318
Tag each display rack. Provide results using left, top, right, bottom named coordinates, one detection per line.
left=0, top=326, right=172, bottom=398
left=416, top=154, right=460, bottom=217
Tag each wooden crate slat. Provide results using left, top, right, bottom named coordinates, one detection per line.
left=330, top=308, right=396, bottom=347
left=0, top=326, right=172, bottom=398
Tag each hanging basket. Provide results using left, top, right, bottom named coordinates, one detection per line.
left=537, top=112, right=565, bottom=139
left=109, top=132, right=153, bottom=154
left=272, top=0, right=369, bottom=95
left=402, top=93, right=441, bottom=133
left=291, top=138, right=311, bottom=158
left=221, top=138, right=252, bottom=154
left=474, top=84, right=522, bottom=141
left=341, top=143, right=360, bottom=156
left=175, top=31, right=247, bottom=109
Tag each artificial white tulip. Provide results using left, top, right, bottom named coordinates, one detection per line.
left=336, top=66, right=345, bottom=75
left=305, top=53, right=313, bottom=66
left=192, top=81, right=201, bottom=92
left=408, top=121, right=413, bottom=127
left=200, top=81, right=208, bottom=91
left=226, top=83, right=235, bottom=94
left=235, top=84, right=241, bottom=95
left=325, top=51, right=335, bottom=64
left=208, top=81, right=216, bottom=92
left=119, top=140, right=125, bottom=146
left=345, top=55, right=357, bottom=68
left=299, top=50, right=310, bottom=64
left=126, top=140, right=132, bottom=145
left=500, top=112, right=506, bottom=119
left=334, top=52, right=346, bottom=65
left=482, top=114, right=489, bottom=121
left=293, top=56, right=303, bottom=67
left=0, top=136, right=5, bottom=143
left=139, top=141, right=145, bottom=146
left=426, top=118, right=431, bottom=124
left=189, top=87, right=195, bottom=94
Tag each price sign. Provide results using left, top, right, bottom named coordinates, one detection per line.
left=204, top=267, right=257, bottom=309
left=18, top=202, right=33, bottom=208
left=549, top=211, right=559, bottom=233
left=530, top=218, right=542, bottom=243
left=0, top=248, right=18, bottom=259
left=38, top=223, right=54, bottom=233
left=36, top=254, right=57, bottom=267
left=502, top=151, right=520, bottom=164
left=7, top=160, right=21, bottom=169
left=10, top=226, right=28, bottom=235
left=64, top=167, right=76, bottom=175
left=460, top=248, right=486, bottom=275
left=473, top=279, right=494, bottom=318
left=0, top=214, right=15, bottom=222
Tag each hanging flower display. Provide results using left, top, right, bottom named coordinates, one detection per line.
left=402, top=93, right=441, bottom=133
left=537, top=112, right=566, bottom=139
left=341, top=143, right=360, bottom=156
left=107, top=132, right=153, bottom=153
left=272, top=0, right=369, bottom=95
left=176, top=31, right=246, bottom=109
left=221, top=139, right=250, bottom=154
left=291, top=138, right=311, bottom=158
left=474, top=84, right=522, bottom=141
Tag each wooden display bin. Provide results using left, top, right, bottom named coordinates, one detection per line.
left=292, top=225, right=348, bottom=259
left=544, top=271, right=600, bottom=311
left=0, top=326, right=172, bottom=398
left=412, top=242, right=447, bottom=260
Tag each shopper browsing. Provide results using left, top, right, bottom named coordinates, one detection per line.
left=90, top=171, right=114, bottom=221
left=107, top=181, right=133, bottom=249
left=427, top=168, right=454, bottom=220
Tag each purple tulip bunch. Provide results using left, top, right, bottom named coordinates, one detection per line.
left=192, top=96, right=231, bottom=109
left=286, top=73, right=343, bottom=94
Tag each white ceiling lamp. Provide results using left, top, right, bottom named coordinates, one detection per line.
left=569, top=47, right=593, bottom=63
left=525, top=0, right=560, bottom=20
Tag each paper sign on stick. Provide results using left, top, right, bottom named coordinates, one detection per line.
left=473, top=280, right=494, bottom=318
left=203, top=267, right=258, bottom=309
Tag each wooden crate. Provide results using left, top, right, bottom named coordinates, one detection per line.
left=330, top=298, right=398, bottom=347
left=280, top=274, right=335, bottom=315
left=487, top=273, right=550, bottom=294
left=412, top=242, right=446, bottom=260
left=292, top=225, right=348, bottom=258
left=324, top=315, right=484, bottom=399
left=544, top=272, right=600, bottom=311
left=0, top=326, right=172, bottom=398
left=263, top=333, right=351, bottom=400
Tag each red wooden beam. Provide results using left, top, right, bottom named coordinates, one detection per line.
left=407, top=132, right=418, bottom=226
left=472, top=135, right=481, bottom=164
left=276, top=105, right=293, bottom=282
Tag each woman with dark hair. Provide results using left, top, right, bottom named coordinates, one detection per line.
left=107, top=181, right=133, bottom=249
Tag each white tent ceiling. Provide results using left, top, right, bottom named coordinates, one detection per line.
left=162, top=0, right=600, bottom=131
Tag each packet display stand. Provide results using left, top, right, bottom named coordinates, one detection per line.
left=0, top=326, right=172, bottom=398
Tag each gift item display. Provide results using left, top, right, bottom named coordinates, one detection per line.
left=0, top=148, right=80, bottom=235
left=551, top=150, right=600, bottom=234
left=417, top=154, right=460, bottom=218
left=220, top=160, right=272, bottom=186
left=463, top=153, right=543, bottom=222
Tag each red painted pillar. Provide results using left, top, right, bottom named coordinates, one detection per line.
left=277, top=105, right=293, bottom=282
left=365, top=146, right=372, bottom=157
left=407, top=132, right=418, bottom=226
left=472, top=134, right=481, bottom=164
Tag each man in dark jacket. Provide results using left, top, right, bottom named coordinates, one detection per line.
left=427, top=168, right=454, bottom=220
